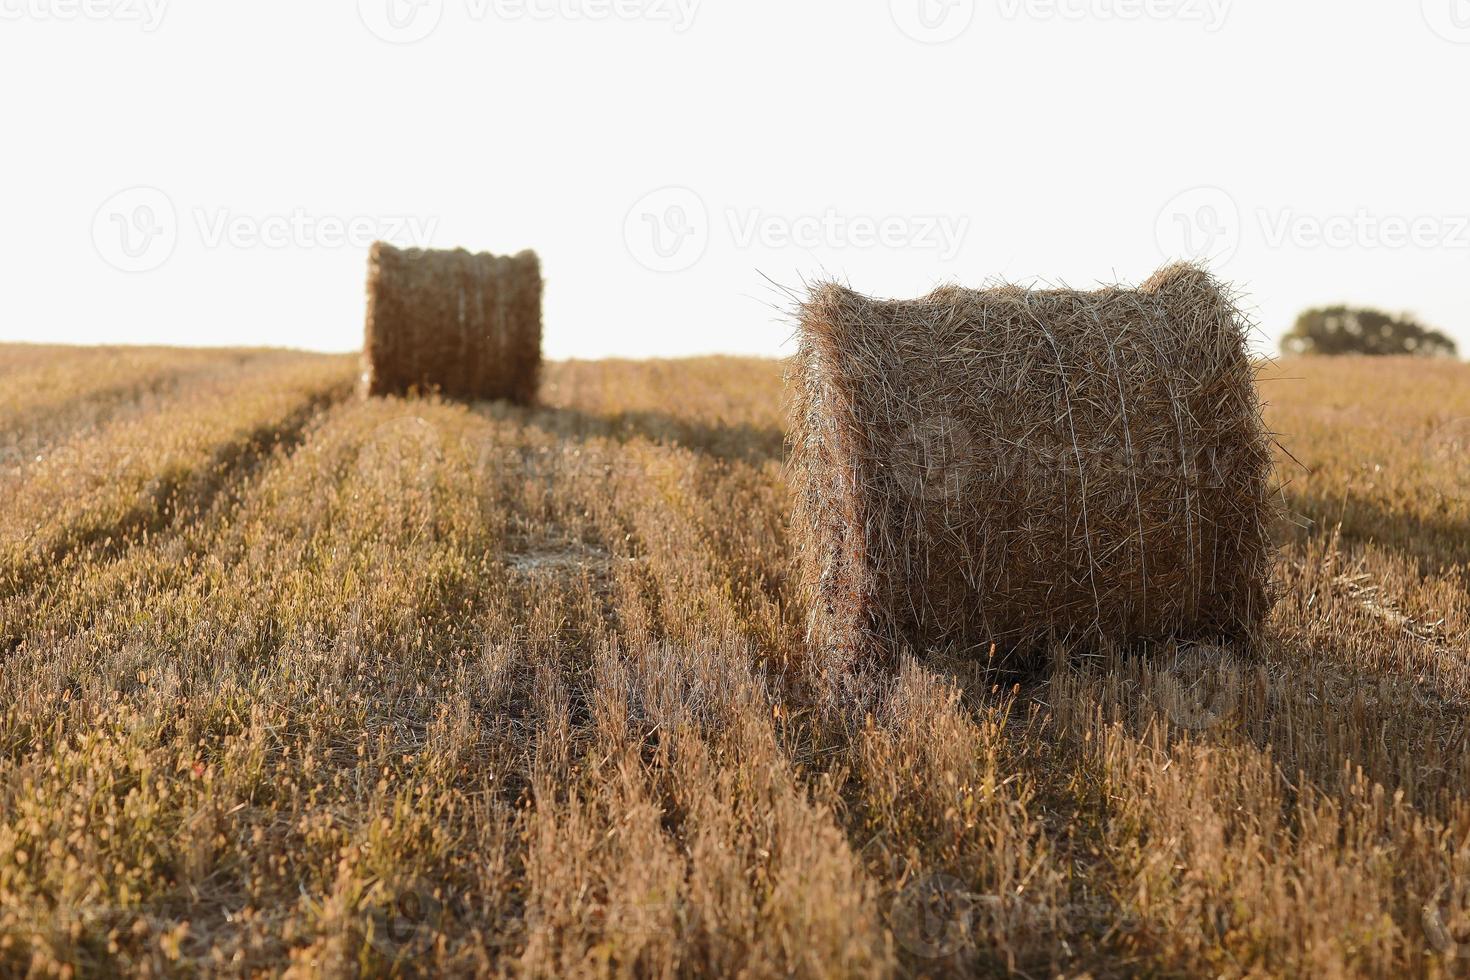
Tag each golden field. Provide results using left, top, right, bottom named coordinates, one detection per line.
left=2, top=345, right=1469, bottom=978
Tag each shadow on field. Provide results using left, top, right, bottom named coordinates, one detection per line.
left=486, top=402, right=788, bottom=468
left=1284, top=489, right=1470, bottom=581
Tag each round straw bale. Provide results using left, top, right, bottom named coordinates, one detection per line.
left=790, top=263, right=1277, bottom=665
left=362, top=242, right=542, bottom=404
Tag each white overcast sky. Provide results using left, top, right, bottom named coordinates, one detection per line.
left=2, top=1, right=1468, bottom=359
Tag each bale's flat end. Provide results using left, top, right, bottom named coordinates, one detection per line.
left=362, top=242, right=543, bottom=405
left=789, top=263, right=1278, bottom=668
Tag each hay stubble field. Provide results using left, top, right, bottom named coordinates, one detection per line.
left=3, top=345, right=1470, bottom=978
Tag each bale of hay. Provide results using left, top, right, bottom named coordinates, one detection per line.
left=790, top=263, right=1277, bottom=666
left=362, top=242, right=542, bottom=404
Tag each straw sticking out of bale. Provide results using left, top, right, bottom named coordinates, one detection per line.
left=362, top=242, right=542, bottom=404
left=790, top=262, right=1277, bottom=667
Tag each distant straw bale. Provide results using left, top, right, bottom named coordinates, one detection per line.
left=362, top=242, right=542, bottom=404
left=790, top=263, right=1277, bottom=666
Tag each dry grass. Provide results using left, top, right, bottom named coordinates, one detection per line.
left=2, top=344, right=1470, bottom=978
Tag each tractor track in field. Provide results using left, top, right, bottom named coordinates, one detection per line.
left=0, top=383, right=350, bottom=654
left=1, top=352, right=305, bottom=483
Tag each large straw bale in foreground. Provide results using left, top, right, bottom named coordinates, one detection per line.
left=362, top=242, right=542, bottom=404
left=791, top=263, right=1276, bottom=664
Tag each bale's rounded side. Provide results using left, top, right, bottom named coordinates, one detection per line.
left=790, top=263, right=1277, bottom=665
left=362, top=242, right=542, bottom=404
